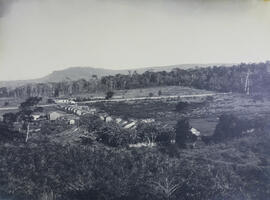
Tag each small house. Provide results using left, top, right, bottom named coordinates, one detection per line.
left=76, top=110, right=82, bottom=116
left=191, top=128, right=200, bottom=137
left=105, top=116, right=113, bottom=122
left=89, top=108, right=97, bottom=114
left=69, top=119, right=76, bottom=125
left=124, top=121, right=137, bottom=129
left=48, top=111, right=64, bottom=121
left=31, top=112, right=46, bottom=121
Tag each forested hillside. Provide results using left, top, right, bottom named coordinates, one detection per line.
left=1, top=62, right=269, bottom=98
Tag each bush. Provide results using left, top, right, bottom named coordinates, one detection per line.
left=3, top=112, right=18, bottom=124
left=80, top=114, right=132, bottom=147
left=136, top=123, right=174, bottom=145
left=175, top=102, right=189, bottom=112
left=96, top=122, right=131, bottom=147
left=40, top=120, right=72, bottom=135
left=0, top=122, right=23, bottom=142
left=212, top=114, right=265, bottom=142
left=105, top=91, right=114, bottom=100
left=175, top=118, right=196, bottom=148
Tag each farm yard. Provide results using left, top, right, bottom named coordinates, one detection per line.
left=1, top=0, right=270, bottom=198
left=78, top=86, right=270, bottom=137
left=1, top=74, right=270, bottom=200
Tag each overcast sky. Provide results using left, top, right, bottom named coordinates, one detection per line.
left=0, top=0, right=270, bottom=81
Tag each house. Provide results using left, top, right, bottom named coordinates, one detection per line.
left=55, top=99, right=69, bottom=104
left=32, top=114, right=41, bottom=121
left=191, top=128, right=200, bottom=136
left=115, top=118, right=122, bottom=124
left=48, top=111, right=65, bottom=121
left=105, top=116, right=113, bottom=122
left=31, top=112, right=47, bottom=121
left=75, top=110, right=82, bottom=116
left=124, top=121, right=137, bottom=129
left=69, top=119, right=76, bottom=125
left=141, top=118, right=155, bottom=123
left=55, top=99, right=76, bottom=105
left=89, top=108, right=97, bottom=114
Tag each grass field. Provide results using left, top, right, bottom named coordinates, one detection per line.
left=83, top=86, right=270, bottom=136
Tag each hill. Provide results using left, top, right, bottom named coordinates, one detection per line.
left=0, top=63, right=233, bottom=88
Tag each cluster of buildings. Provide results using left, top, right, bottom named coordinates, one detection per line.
left=58, top=104, right=150, bottom=130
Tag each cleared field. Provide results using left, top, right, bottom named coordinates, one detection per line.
left=113, top=86, right=214, bottom=98
left=84, top=87, right=270, bottom=136
left=74, top=85, right=214, bottom=99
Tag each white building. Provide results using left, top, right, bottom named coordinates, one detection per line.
left=48, top=111, right=64, bottom=121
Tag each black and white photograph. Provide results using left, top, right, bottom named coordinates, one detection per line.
left=0, top=0, right=270, bottom=199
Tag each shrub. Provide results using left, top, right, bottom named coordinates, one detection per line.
left=3, top=112, right=18, bottom=124
left=212, top=114, right=266, bottom=142
left=0, top=122, right=23, bottom=142
left=80, top=114, right=131, bottom=147
left=105, top=91, right=114, bottom=100
left=175, top=118, right=196, bottom=148
left=148, top=92, right=154, bottom=97
left=40, top=120, right=72, bottom=135
left=175, top=102, right=189, bottom=112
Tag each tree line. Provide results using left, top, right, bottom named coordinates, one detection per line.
left=1, top=62, right=270, bottom=98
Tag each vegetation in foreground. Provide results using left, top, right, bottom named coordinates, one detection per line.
left=0, top=132, right=269, bottom=200
left=0, top=110, right=269, bottom=200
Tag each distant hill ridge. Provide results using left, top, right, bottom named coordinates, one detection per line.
left=0, top=63, right=233, bottom=88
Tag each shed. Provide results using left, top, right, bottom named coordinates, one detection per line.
left=69, top=119, right=76, bottom=125
left=105, top=116, right=113, bottom=122
left=124, top=121, right=137, bottom=129
left=48, top=111, right=64, bottom=121
left=76, top=110, right=82, bottom=116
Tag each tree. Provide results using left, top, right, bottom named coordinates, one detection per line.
left=18, top=97, right=42, bottom=142
left=212, top=114, right=257, bottom=142
left=175, top=119, right=195, bottom=148
left=92, top=74, right=98, bottom=80
left=175, top=102, right=189, bottom=112
left=149, top=92, right=154, bottom=97
left=3, top=112, right=17, bottom=125
left=105, top=91, right=114, bottom=100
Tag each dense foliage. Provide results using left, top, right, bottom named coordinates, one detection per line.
left=211, top=114, right=266, bottom=142
left=2, top=62, right=270, bottom=98
left=0, top=132, right=269, bottom=200
left=175, top=119, right=196, bottom=148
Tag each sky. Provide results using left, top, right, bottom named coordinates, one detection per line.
left=0, top=0, right=270, bottom=81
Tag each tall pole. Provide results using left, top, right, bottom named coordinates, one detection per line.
left=245, top=69, right=250, bottom=95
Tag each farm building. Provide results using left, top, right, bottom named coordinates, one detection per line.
left=191, top=128, right=200, bottom=136
left=124, top=121, right=137, bottom=129
left=69, top=119, right=76, bottom=125
left=105, top=116, right=113, bottom=122
left=89, top=108, right=97, bottom=114
left=55, top=99, right=76, bottom=105
left=48, top=111, right=65, bottom=121
left=75, top=110, right=82, bottom=116
left=31, top=112, right=46, bottom=121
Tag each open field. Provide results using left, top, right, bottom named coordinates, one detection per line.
left=80, top=86, right=270, bottom=136
left=73, top=85, right=214, bottom=99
